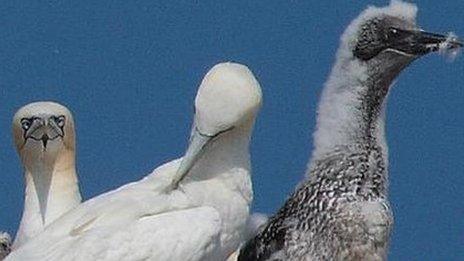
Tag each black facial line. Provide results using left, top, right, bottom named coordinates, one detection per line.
left=191, top=126, right=235, bottom=154
left=28, top=135, right=63, bottom=142
left=51, top=115, right=66, bottom=132
left=20, top=117, right=36, bottom=140
left=196, top=126, right=235, bottom=138
left=21, top=115, right=66, bottom=145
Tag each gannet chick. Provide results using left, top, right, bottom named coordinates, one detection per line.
left=6, top=62, right=262, bottom=261
left=0, top=232, right=11, bottom=260
left=238, top=1, right=462, bottom=260
left=12, top=102, right=82, bottom=248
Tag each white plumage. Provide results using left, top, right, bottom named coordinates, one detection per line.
left=11, top=102, right=82, bottom=248
left=6, top=62, right=262, bottom=261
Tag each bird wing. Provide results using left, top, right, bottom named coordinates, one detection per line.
left=7, top=159, right=224, bottom=261
left=9, top=207, right=222, bottom=261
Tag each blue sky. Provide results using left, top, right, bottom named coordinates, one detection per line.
left=0, top=0, right=463, bottom=259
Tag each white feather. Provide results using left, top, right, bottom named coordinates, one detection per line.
left=6, top=63, right=262, bottom=261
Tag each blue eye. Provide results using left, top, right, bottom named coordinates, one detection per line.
left=20, top=119, right=32, bottom=130
left=55, top=115, right=66, bottom=128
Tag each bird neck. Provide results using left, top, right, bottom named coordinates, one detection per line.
left=14, top=148, right=81, bottom=248
left=182, top=119, right=255, bottom=257
left=187, top=119, right=253, bottom=185
left=183, top=118, right=255, bottom=207
left=311, top=57, right=407, bottom=160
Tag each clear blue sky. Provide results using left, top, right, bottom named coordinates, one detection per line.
left=0, top=0, right=462, bottom=259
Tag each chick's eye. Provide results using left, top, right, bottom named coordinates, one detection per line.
left=20, top=119, right=32, bottom=130
left=387, top=27, right=400, bottom=39
left=55, top=115, right=66, bottom=128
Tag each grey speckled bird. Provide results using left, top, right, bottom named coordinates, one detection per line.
left=238, top=1, right=462, bottom=261
left=0, top=232, right=11, bottom=260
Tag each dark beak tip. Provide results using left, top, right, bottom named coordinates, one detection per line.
left=442, top=40, right=463, bottom=52
left=444, top=35, right=463, bottom=49
left=41, top=134, right=49, bottom=148
left=416, top=30, right=463, bottom=51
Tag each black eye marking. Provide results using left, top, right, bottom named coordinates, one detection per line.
left=20, top=118, right=32, bottom=131
left=53, top=115, right=66, bottom=129
left=20, top=115, right=66, bottom=147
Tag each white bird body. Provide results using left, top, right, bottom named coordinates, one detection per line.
left=7, top=62, right=262, bottom=261
left=12, top=102, right=82, bottom=248
left=9, top=159, right=220, bottom=261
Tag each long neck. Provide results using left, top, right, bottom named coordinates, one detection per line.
left=184, top=119, right=254, bottom=258
left=14, top=149, right=81, bottom=248
left=311, top=56, right=408, bottom=160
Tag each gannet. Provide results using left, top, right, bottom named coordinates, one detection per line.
left=227, top=213, right=268, bottom=261
left=238, top=1, right=462, bottom=260
left=6, top=62, right=262, bottom=261
left=245, top=213, right=268, bottom=241
left=12, top=102, right=82, bottom=248
left=0, top=232, right=11, bottom=260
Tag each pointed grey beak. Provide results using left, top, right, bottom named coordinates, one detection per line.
left=172, top=128, right=213, bottom=188
left=23, top=116, right=65, bottom=149
left=41, top=134, right=50, bottom=149
left=391, top=29, right=463, bottom=55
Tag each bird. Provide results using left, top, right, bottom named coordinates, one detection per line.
left=238, top=1, right=462, bottom=260
left=245, top=213, right=268, bottom=241
left=226, top=213, right=268, bottom=261
left=0, top=232, right=11, bottom=260
left=6, top=62, right=262, bottom=261
left=11, top=102, right=82, bottom=248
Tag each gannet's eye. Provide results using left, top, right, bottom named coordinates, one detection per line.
left=20, top=118, right=32, bottom=131
left=387, top=27, right=403, bottom=40
left=52, top=115, right=66, bottom=128
left=389, top=28, right=398, bottom=35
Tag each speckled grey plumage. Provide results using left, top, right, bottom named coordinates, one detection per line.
left=238, top=1, right=460, bottom=260
left=240, top=143, right=392, bottom=261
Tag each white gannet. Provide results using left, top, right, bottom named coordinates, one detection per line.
left=12, top=102, right=82, bottom=248
left=6, top=62, right=262, bottom=261
left=238, top=1, right=462, bottom=260
left=0, top=232, right=11, bottom=260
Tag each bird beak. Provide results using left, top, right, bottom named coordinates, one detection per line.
left=392, top=29, right=463, bottom=56
left=416, top=30, right=463, bottom=53
left=25, top=118, right=64, bottom=150
left=41, top=134, right=50, bottom=149
left=172, top=128, right=213, bottom=188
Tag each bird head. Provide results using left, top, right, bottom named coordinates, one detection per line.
left=12, top=101, right=75, bottom=173
left=340, top=1, right=461, bottom=78
left=174, top=62, right=262, bottom=186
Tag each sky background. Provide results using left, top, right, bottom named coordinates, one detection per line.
left=0, top=0, right=462, bottom=259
